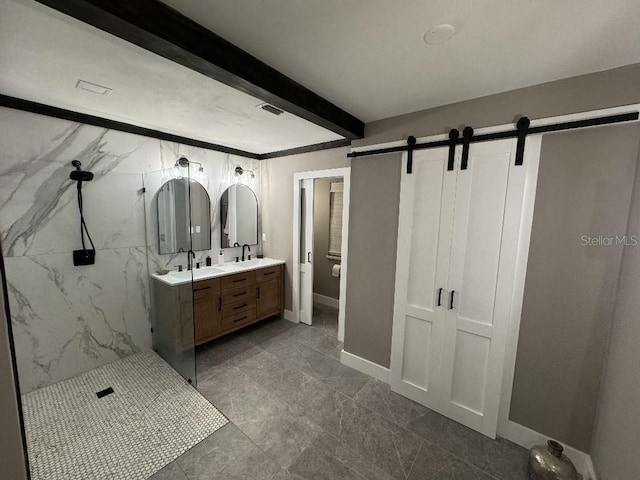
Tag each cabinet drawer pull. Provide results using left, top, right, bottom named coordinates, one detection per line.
left=233, top=291, right=246, bottom=297
left=436, top=288, right=443, bottom=307
left=257, top=287, right=260, bottom=299
left=194, top=286, right=211, bottom=291
left=234, top=316, right=248, bottom=323
left=264, top=271, right=275, bottom=276
left=233, top=303, right=247, bottom=310
left=218, top=297, right=222, bottom=311
left=449, top=290, right=455, bottom=310
left=232, top=277, right=246, bottom=283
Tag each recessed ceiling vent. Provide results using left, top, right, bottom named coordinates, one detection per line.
left=75, top=79, right=113, bottom=96
left=259, top=103, right=284, bottom=116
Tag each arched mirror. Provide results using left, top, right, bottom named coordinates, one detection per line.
left=157, top=178, right=211, bottom=254
left=220, top=184, right=258, bottom=248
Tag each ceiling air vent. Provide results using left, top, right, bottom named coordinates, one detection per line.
left=259, top=103, right=284, bottom=116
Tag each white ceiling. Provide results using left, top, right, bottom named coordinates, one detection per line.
left=162, top=0, right=640, bottom=123
left=0, top=0, right=344, bottom=154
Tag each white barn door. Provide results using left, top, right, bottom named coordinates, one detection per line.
left=391, top=137, right=541, bottom=438
left=390, top=147, right=458, bottom=409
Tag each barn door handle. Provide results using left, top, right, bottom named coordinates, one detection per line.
left=436, top=288, right=443, bottom=307
left=449, top=290, right=455, bottom=310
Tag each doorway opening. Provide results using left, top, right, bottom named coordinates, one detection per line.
left=292, top=168, right=350, bottom=343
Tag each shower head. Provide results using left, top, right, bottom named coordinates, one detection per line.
left=70, top=170, right=94, bottom=181
left=69, top=160, right=94, bottom=182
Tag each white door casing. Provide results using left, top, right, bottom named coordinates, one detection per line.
left=299, top=178, right=314, bottom=326
left=390, top=138, right=541, bottom=438
left=292, top=167, right=351, bottom=341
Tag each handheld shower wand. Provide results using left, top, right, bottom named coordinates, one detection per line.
left=69, top=160, right=96, bottom=266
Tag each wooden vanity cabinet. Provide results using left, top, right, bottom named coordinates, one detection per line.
left=256, top=265, right=283, bottom=319
left=194, top=264, right=284, bottom=345
left=193, top=278, right=221, bottom=345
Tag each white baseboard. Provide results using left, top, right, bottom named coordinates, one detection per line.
left=340, top=350, right=390, bottom=383
left=283, top=309, right=297, bottom=323
left=313, top=293, right=339, bottom=309
left=499, top=420, right=597, bottom=480
left=583, top=455, right=598, bottom=480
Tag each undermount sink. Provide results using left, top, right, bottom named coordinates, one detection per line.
left=233, top=258, right=268, bottom=267
left=153, top=257, right=285, bottom=286
left=168, top=266, right=225, bottom=281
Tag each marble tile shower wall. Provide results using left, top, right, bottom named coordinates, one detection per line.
left=0, top=107, right=261, bottom=393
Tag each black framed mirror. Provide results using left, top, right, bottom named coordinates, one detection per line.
left=157, top=178, right=211, bottom=254
left=220, top=184, right=258, bottom=247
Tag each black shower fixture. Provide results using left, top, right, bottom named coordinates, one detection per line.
left=69, top=159, right=94, bottom=182
left=69, top=160, right=96, bottom=266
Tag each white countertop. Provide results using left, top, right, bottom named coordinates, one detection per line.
left=151, top=257, right=285, bottom=286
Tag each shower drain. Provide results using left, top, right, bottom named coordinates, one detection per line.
left=96, top=387, right=114, bottom=399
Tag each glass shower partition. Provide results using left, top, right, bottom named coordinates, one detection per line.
left=143, top=167, right=197, bottom=386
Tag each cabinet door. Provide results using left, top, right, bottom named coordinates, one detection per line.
left=257, top=278, right=281, bottom=319
left=441, top=138, right=531, bottom=437
left=390, top=147, right=458, bottom=410
left=194, top=290, right=221, bottom=345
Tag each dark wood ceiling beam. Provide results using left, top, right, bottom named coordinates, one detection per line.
left=259, top=139, right=352, bottom=159
left=0, top=95, right=261, bottom=159
left=34, top=0, right=364, bottom=140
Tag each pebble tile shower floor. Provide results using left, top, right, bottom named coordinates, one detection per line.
left=22, top=350, right=228, bottom=480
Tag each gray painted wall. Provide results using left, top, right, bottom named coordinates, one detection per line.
left=313, top=178, right=341, bottom=300
left=509, top=125, right=639, bottom=452
left=0, top=251, right=29, bottom=480
left=590, top=140, right=640, bottom=479
left=346, top=64, right=640, bottom=372
left=344, top=153, right=401, bottom=367
left=358, top=63, right=640, bottom=148
left=261, top=148, right=349, bottom=310
left=341, top=64, right=640, bottom=450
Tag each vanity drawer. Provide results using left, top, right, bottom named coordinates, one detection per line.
left=221, top=271, right=256, bottom=291
left=221, top=309, right=257, bottom=330
left=221, top=285, right=254, bottom=305
left=222, top=297, right=256, bottom=317
left=256, top=266, right=281, bottom=283
left=192, top=278, right=221, bottom=298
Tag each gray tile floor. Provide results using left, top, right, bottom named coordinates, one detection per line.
left=151, top=304, right=529, bottom=479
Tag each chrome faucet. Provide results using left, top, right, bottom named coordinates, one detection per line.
left=242, top=244, right=251, bottom=262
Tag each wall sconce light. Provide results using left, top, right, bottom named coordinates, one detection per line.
left=174, top=156, right=206, bottom=182
left=235, top=166, right=255, bottom=178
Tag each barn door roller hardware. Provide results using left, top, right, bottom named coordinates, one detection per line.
left=347, top=112, right=639, bottom=172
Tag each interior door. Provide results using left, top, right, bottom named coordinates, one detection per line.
left=440, top=138, right=519, bottom=437
left=390, top=147, right=458, bottom=408
left=299, top=178, right=314, bottom=325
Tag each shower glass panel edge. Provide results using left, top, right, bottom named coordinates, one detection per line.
left=142, top=168, right=197, bottom=386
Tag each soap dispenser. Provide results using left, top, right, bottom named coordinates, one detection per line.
left=217, top=250, right=225, bottom=265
